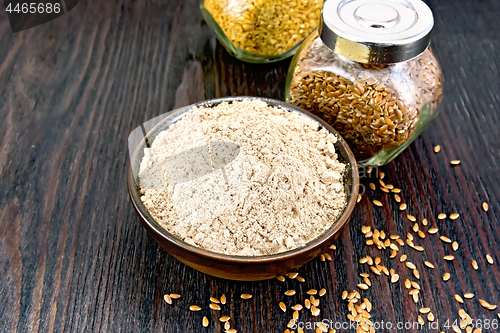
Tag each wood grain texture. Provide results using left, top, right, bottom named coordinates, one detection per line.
left=0, top=0, right=499, bottom=332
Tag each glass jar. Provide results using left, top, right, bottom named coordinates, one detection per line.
left=201, top=0, right=324, bottom=63
left=286, top=0, right=443, bottom=165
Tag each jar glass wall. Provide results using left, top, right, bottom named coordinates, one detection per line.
left=286, top=31, right=443, bottom=166
left=200, top=0, right=324, bottom=63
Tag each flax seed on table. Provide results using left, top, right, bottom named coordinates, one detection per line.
left=138, top=99, right=347, bottom=256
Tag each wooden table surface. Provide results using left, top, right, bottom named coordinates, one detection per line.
left=1, top=0, right=499, bottom=332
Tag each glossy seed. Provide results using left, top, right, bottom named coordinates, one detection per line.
left=394, top=194, right=401, bottom=202
left=440, top=236, right=452, bottom=243
left=225, top=329, right=237, bottom=333
left=399, top=203, right=407, bottom=211
left=277, top=276, right=285, bottom=282
left=472, top=260, right=479, bottom=270
left=240, top=293, right=252, bottom=299
left=464, top=293, right=475, bottom=299
left=221, top=294, right=227, bottom=304
left=444, top=255, right=455, bottom=261
left=324, top=253, right=332, bottom=261
left=307, top=289, right=318, bottom=295
left=220, top=316, right=230, bottom=322
left=487, top=254, right=494, bottom=264
left=413, top=269, right=420, bottom=279
left=225, top=322, right=231, bottom=330
left=210, top=303, right=221, bottom=310
left=288, top=272, right=299, bottom=279
left=420, top=308, right=431, bottom=314
left=434, top=145, right=441, bottom=153
left=405, top=279, right=411, bottom=289
left=190, top=305, right=201, bottom=311
left=373, top=200, right=383, bottom=207
left=422, top=218, right=428, bottom=226
left=319, top=288, right=326, bottom=297
left=479, top=299, right=497, bottom=310
left=391, top=274, right=400, bottom=283
left=424, top=261, right=435, bottom=269
left=170, top=293, right=181, bottom=299
left=369, top=183, right=376, bottom=190
left=418, top=315, right=424, bottom=325
left=408, top=214, right=416, bottom=222
left=455, top=295, right=464, bottom=303
left=293, top=310, right=299, bottom=320
left=450, top=160, right=461, bottom=165
left=413, top=223, right=419, bottom=232
left=452, top=242, right=459, bottom=251
left=279, top=302, right=286, bottom=312
left=482, top=202, right=489, bottom=212
left=357, top=194, right=362, bottom=203
left=292, top=304, right=303, bottom=311
left=330, top=244, right=336, bottom=250
left=438, top=213, right=447, bottom=220
left=443, top=273, right=451, bottom=281
left=392, top=188, right=401, bottom=193
left=358, top=284, right=369, bottom=290
left=164, top=294, right=172, bottom=304
left=202, top=316, right=209, bottom=327
left=210, top=297, right=220, bottom=303
left=428, top=228, right=439, bottom=234
left=342, top=291, right=348, bottom=299
left=428, top=313, right=435, bottom=322
left=285, top=290, right=296, bottom=296
left=450, top=213, right=460, bottom=220
left=400, top=254, right=407, bottom=262
left=296, top=276, right=305, bottom=283
left=406, top=262, right=416, bottom=270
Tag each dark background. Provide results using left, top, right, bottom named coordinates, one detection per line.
left=0, top=0, right=499, bottom=332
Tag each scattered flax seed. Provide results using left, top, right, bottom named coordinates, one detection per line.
left=164, top=294, right=172, bottom=304
left=440, top=236, right=452, bottom=243
left=401, top=254, right=408, bottom=262
left=367, top=167, right=373, bottom=173
left=202, top=316, right=209, bottom=327
left=399, top=203, right=407, bottom=211
left=379, top=179, right=386, bottom=187
left=358, top=284, right=369, bottom=290
left=373, top=200, right=383, bottom=207
left=407, top=214, right=416, bottom=222
left=486, top=254, right=494, bottom=264
left=292, top=304, right=303, bottom=311
left=472, top=260, right=479, bottom=270
left=220, top=316, right=231, bottom=322
left=479, top=299, right=497, bottom=310
left=424, top=261, right=435, bottom=269
left=464, top=293, right=475, bottom=299
left=413, top=269, right=420, bottom=279
left=324, top=253, right=332, bottom=261
left=482, top=202, right=489, bottom=212
left=342, top=291, right=348, bottom=299
left=418, top=316, right=425, bottom=325
left=307, top=289, right=318, bottom=295
left=444, top=255, right=455, bottom=261
left=438, top=213, right=447, bottom=219
left=240, top=293, right=252, bottom=299
left=170, top=293, right=181, bottom=299
left=357, top=194, right=362, bottom=203
left=420, top=307, right=431, bottom=314
left=220, top=294, right=227, bottom=304
left=320, top=254, right=326, bottom=262
left=311, top=306, right=321, bottom=316
left=210, top=297, right=220, bottom=303
left=293, top=310, right=299, bottom=320
left=392, top=188, right=401, bottom=193
left=453, top=326, right=461, bottom=333
left=450, top=160, right=461, bottom=165
left=413, top=223, right=419, bottom=232
left=391, top=274, right=400, bottom=283
left=411, top=282, right=420, bottom=290
left=434, top=145, right=441, bottom=153
left=413, top=245, right=424, bottom=252
left=284, top=290, right=296, bottom=296
left=397, top=238, right=405, bottom=246
left=394, top=194, right=401, bottom=202
left=384, top=184, right=395, bottom=190
left=329, top=244, right=336, bottom=250
left=288, top=272, right=299, bottom=279
left=381, top=187, right=390, bottom=193
left=422, top=218, right=428, bottom=226
left=428, top=228, right=439, bottom=234
left=210, top=303, right=221, bottom=310
left=406, top=262, right=417, bottom=270
left=412, top=292, right=419, bottom=303
left=428, top=313, right=435, bottom=322
left=277, top=276, right=285, bottom=282
left=225, top=329, right=236, bottom=333
left=190, top=305, right=202, bottom=311
left=455, top=295, right=464, bottom=303
left=296, top=276, right=305, bottom=283
left=417, top=230, right=426, bottom=239
left=279, top=302, right=287, bottom=312
left=452, top=241, right=459, bottom=251
left=450, top=213, right=460, bottom=220
left=405, top=279, right=411, bottom=289
left=443, top=273, right=451, bottom=281
left=379, top=172, right=385, bottom=179
left=369, top=183, right=376, bottom=191
left=304, top=299, right=311, bottom=309
left=319, top=288, right=327, bottom=297
left=360, top=273, right=369, bottom=278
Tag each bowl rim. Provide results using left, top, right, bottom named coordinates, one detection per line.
left=127, top=96, right=359, bottom=264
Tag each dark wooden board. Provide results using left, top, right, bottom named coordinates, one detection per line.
left=0, top=0, right=499, bottom=332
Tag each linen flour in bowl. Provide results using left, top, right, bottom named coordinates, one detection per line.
left=137, top=98, right=348, bottom=256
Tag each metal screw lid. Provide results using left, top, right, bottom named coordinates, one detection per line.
left=319, top=0, right=434, bottom=64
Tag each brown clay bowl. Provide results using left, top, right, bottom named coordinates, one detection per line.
left=127, top=96, right=359, bottom=281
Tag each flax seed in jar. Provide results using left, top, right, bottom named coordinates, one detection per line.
left=286, top=0, right=443, bottom=165
left=201, top=0, right=324, bottom=63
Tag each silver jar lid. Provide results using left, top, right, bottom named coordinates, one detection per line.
left=319, top=0, right=434, bottom=64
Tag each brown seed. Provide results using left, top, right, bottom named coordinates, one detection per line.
left=324, top=253, right=332, bottom=261
left=440, top=236, right=452, bottom=243
left=400, top=254, right=407, bottom=262
left=464, top=293, right=475, bottom=299
left=452, top=242, right=459, bottom=251
left=164, top=294, right=172, bottom=304
left=379, top=179, right=386, bottom=187
left=450, top=213, right=460, bottom=220
left=170, top=293, right=181, bottom=299
left=342, top=290, right=348, bottom=299
left=369, top=183, right=376, bottom=190
left=438, top=213, right=447, bottom=220
left=220, top=316, right=231, bottom=322
left=418, top=231, right=426, bottom=239
left=450, top=160, right=461, bottom=165
left=279, top=302, right=287, bottom=312
left=293, top=310, right=299, bottom=320
left=277, top=276, right=285, bottom=282
left=381, top=187, right=390, bottom=193
left=288, top=272, right=299, bottom=279
left=472, top=260, right=479, bottom=270
left=210, top=303, right=221, bottom=310
left=319, top=288, right=327, bottom=297
left=394, top=194, right=401, bottom=202
left=434, top=145, right=441, bottom=153
left=424, top=261, right=435, bottom=269
left=284, top=290, right=296, bottom=296
left=486, top=254, right=494, bottom=264
left=392, top=188, right=401, bottom=193
left=455, top=295, right=464, bottom=303
left=296, top=276, right=305, bottom=283
left=444, top=255, right=455, bottom=261
left=357, top=194, right=362, bottom=203
left=330, top=244, right=337, bottom=250
left=373, top=200, right=383, bottom=207
left=428, top=228, right=439, bottom=234
left=443, top=273, right=451, bottom=281
left=226, top=328, right=236, bottom=333
left=391, top=274, right=400, bottom=283
left=422, top=218, right=428, bottom=226
left=307, top=289, right=318, bottom=295
left=320, top=254, right=326, bottom=262
left=413, top=223, right=419, bottom=232
left=413, top=269, right=420, bottom=279
left=428, top=312, right=435, bottom=322
left=482, top=202, right=489, bottom=212
left=405, top=279, right=411, bottom=289
left=210, top=297, right=220, bottom=303
left=411, top=281, right=420, bottom=290
left=304, top=299, right=311, bottom=309
left=240, top=293, right=252, bottom=299
left=379, top=172, right=385, bottom=179
left=407, top=214, right=416, bottom=222
left=220, top=294, right=227, bottom=304
left=190, top=305, right=201, bottom=311
left=202, top=316, right=209, bottom=327
left=399, top=203, right=407, bottom=211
